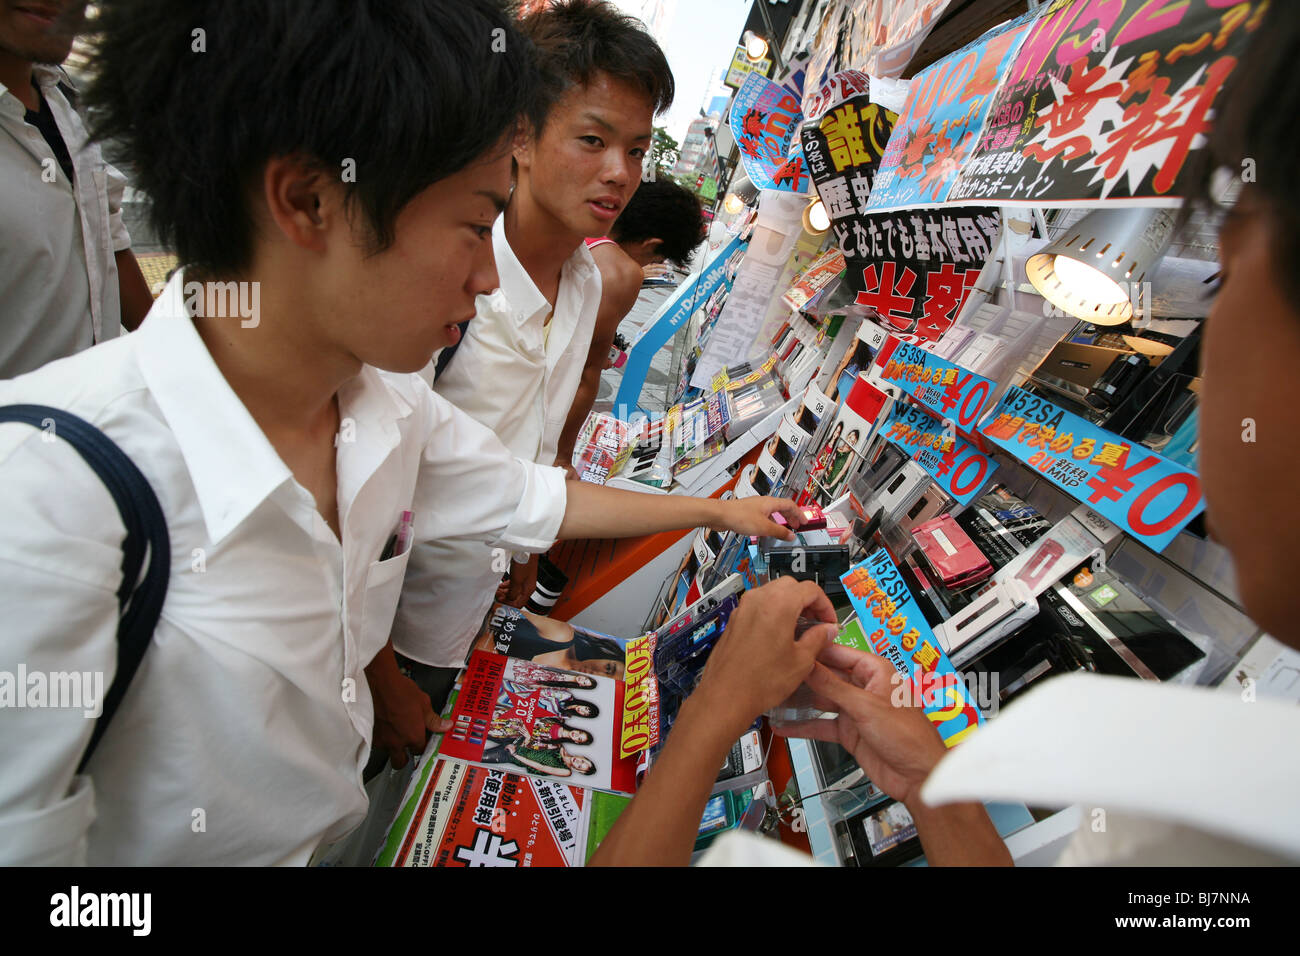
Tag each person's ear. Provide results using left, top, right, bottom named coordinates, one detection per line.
left=261, top=155, right=333, bottom=254
left=513, top=119, right=538, bottom=175
left=632, top=237, right=663, bottom=264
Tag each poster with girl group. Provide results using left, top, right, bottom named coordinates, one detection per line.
left=439, top=650, right=638, bottom=794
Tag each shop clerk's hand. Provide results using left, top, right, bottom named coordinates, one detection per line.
left=370, top=671, right=450, bottom=770
left=774, top=644, right=947, bottom=807
left=692, top=577, right=837, bottom=738
left=711, top=495, right=805, bottom=541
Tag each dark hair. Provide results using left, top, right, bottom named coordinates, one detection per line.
left=611, top=177, right=704, bottom=269
left=561, top=698, right=600, bottom=719
left=518, top=0, right=674, bottom=135
left=85, top=0, right=537, bottom=280
left=572, top=629, right=625, bottom=664
left=1184, top=2, right=1300, bottom=297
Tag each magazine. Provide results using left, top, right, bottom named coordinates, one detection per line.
left=439, top=650, right=639, bottom=794
left=386, top=758, right=590, bottom=867
left=472, top=603, right=630, bottom=680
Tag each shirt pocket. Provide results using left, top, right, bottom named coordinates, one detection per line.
left=0, top=774, right=95, bottom=865
left=357, top=550, right=412, bottom=661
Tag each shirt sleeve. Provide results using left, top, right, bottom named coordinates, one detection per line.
left=412, top=390, right=567, bottom=553
left=0, top=425, right=123, bottom=864
left=104, top=159, right=132, bottom=253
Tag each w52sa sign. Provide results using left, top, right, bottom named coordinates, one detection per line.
left=981, top=387, right=1202, bottom=552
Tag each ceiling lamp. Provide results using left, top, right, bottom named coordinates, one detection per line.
left=742, top=30, right=769, bottom=62
left=1026, top=209, right=1176, bottom=325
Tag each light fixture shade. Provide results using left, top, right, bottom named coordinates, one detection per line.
left=1026, top=208, right=1176, bottom=325
left=723, top=172, right=758, bottom=214
left=802, top=197, right=831, bottom=235
left=742, top=30, right=769, bottom=62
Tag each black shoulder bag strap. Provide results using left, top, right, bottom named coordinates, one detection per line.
left=0, top=405, right=170, bottom=773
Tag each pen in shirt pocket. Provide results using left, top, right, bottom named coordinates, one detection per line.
left=380, top=510, right=415, bottom=561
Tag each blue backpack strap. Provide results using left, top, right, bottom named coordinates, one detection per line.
left=0, top=405, right=170, bottom=773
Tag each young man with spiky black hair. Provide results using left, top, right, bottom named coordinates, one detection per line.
left=391, top=0, right=684, bottom=685
left=0, top=0, right=802, bottom=865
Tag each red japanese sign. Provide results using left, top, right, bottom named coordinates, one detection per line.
left=847, top=209, right=1000, bottom=343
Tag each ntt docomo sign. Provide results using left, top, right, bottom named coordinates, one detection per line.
left=981, top=387, right=1203, bottom=552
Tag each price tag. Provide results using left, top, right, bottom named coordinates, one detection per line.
left=876, top=336, right=995, bottom=432
left=757, top=446, right=784, bottom=483
left=840, top=550, right=983, bottom=748
left=803, top=383, right=831, bottom=422
left=858, top=317, right=888, bottom=351
left=692, top=530, right=715, bottom=567
left=778, top=413, right=809, bottom=450
left=880, top=401, right=997, bottom=506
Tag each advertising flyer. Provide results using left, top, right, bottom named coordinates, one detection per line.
left=730, top=71, right=808, bottom=193
left=867, top=11, right=1035, bottom=210
left=845, top=208, right=1001, bottom=343
left=881, top=400, right=998, bottom=506
left=867, top=0, right=1267, bottom=210
left=875, top=336, right=998, bottom=432
left=440, top=651, right=639, bottom=794
left=387, top=759, right=589, bottom=868
left=841, top=549, right=984, bottom=746
left=782, top=247, right=846, bottom=313
left=800, top=70, right=1000, bottom=343
left=981, top=386, right=1204, bottom=552
left=473, top=604, right=630, bottom=680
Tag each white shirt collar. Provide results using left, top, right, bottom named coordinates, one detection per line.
left=489, top=213, right=598, bottom=326
left=0, top=65, right=71, bottom=116
left=134, top=271, right=417, bottom=544
left=921, top=672, right=1300, bottom=858
left=134, top=273, right=295, bottom=544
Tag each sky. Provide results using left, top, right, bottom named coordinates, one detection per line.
left=609, top=0, right=756, bottom=145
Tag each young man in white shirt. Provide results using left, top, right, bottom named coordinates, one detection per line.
left=0, top=0, right=802, bottom=866
left=389, top=0, right=679, bottom=688
left=0, top=0, right=153, bottom=378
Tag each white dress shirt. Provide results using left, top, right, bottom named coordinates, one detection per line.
left=390, top=215, right=601, bottom=667
left=0, top=66, right=131, bottom=379
left=0, top=272, right=567, bottom=865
